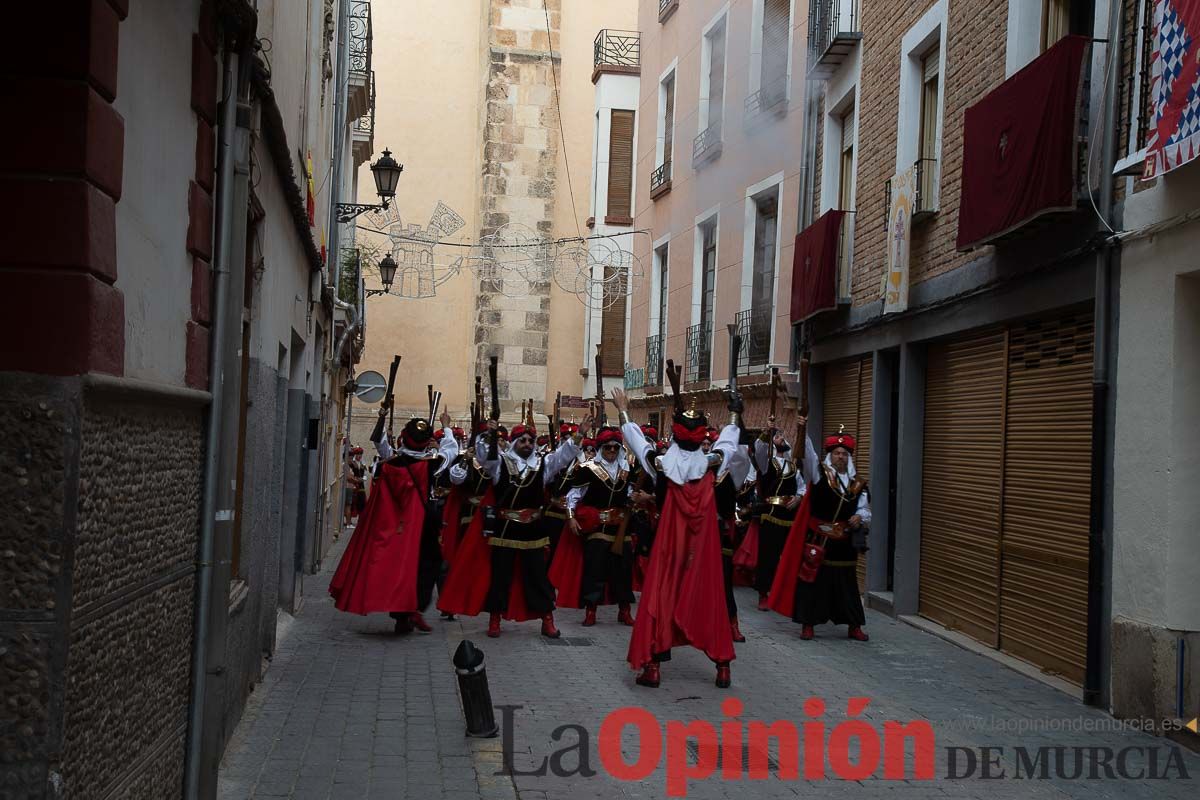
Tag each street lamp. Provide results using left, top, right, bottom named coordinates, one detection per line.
left=335, top=149, right=404, bottom=223
left=366, top=254, right=399, bottom=297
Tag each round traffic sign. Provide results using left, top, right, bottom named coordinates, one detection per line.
left=354, top=370, right=388, bottom=404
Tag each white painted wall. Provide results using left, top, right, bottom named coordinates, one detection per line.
left=1112, top=167, right=1200, bottom=634
left=114, top=0, right=202, bottom=385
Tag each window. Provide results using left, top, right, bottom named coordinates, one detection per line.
left=606, top=110, right=635, bottom=223
left=1042, top=0, right=1071, bottom=51
left=702, top=16, right=727, bottom=134
left=600, top=264, right=627, bottom=376
left=917, top=49, right=940, bottom=210
left=838, top=106, right=856, bottom=296
left=701, top=222, right=718, bottom=329
left=897, top=0, right=945, bottom=214
left=760, top=0, right=790, bottom=101
left=657, top=245, right=669, bottom=344
left=653, top=70, right=676, bottom=194
left=749, top=191, right=779, bottom=366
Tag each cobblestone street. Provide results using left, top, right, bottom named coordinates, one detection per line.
left=217, top=535, right=1200, bottom=800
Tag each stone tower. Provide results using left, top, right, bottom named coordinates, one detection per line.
left=474, top=0, right=561, bottom=414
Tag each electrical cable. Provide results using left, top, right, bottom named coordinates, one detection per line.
left=543, top=0, right=583, bottom=240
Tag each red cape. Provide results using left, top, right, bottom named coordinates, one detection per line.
left=329, top=460, right=430, bottom=615
left=732, top=520, right=759, bottom=586
left=436, top=488, right=538, bottom=621
left=440, top=487, right=466, bottom=564
left=627, top=473, right=735, bottom=669
left=547, top=522, right=586, bottom=608
left=766, top=493, right=814, bottom=618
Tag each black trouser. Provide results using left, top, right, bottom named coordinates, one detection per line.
left=580, top=533, right=635, bottom=608
left=391, top=525, right=441, bottom=619
left=722, top=550, right=737, bottom=619
left=484, top=520, right=556, bottom=615
left=755, top=515, right=793, bottom=596
left=541, top=514, right=568, bottom=564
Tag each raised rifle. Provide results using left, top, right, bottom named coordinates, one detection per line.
left=726, top=324, right=743, bottom=425
left=551, top=391, right=562, bottom=447
left=429, top=389, right=442, bottom=429
left=488, top=356, right=500, bottom=460
left=371, top=354, right=402, bottom=444
left=387, top=354, right=401, bottom=440
left=665, top=358, right=683, bottom=414
left=769, top=367, right=780, bottom=421
left=795, top=354, right=811, bottom=454
left=594, top=344, right=607, bottom=428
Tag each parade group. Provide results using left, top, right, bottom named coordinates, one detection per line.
left=331, top=358, right=871, bottom=690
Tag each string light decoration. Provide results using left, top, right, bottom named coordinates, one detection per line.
left=360, top=203, right=643, bottom=309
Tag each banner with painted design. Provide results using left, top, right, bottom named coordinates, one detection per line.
left=883, top=167, right=915, bottom=314
left=1144, top=0, right=1200, bottom=178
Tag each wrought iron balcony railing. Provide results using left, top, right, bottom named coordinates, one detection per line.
left=733, top=305, right=773, bottom=375
left=644, top=334, right=664, bottom=388
left=808, top=0, right=861, bottom=79
left=594, top=30, right=640, bottom=70
left=686, top=321, right=713, bottom=385
left=884, top=158, right=938, bottom=233
left=744, top=75, right=789, bottom=128
left=650, top=160, right=672, bottom=198
left=692, top=122, right=722, bottom=169
left=349, top=0, right=372, bottom=75
left=659, top=0, right=680, bottom=23
left=354, top=71, right=376, bottom=136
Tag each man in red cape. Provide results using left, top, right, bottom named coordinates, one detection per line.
left=330, top=408, right=458, bottom=634
left=767, top=427, right=871, bottom=641
left=612, top=386, right=750, bottom=689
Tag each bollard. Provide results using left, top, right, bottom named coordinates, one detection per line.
left=453, top=640, right=499, bottom=738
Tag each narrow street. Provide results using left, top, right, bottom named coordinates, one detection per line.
left=217, top=535, right=1200, bottom=800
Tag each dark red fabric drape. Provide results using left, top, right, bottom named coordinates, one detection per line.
left=790, top=209, right=845, bottom=323
left=956, top=35, right=1090, bottom=250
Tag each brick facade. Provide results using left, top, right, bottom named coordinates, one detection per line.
left=848, top=0, right=1008, bottom=307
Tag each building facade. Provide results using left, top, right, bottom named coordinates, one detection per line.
left=613, top=0, right=1198, bottom=734
left=621, top=0, right=808, bottom=435
left=348, top=0, right=638, bottom=445
left=1, top=0, right=375, bottom=796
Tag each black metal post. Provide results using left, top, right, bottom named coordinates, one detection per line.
left=453, top=640, right=499, bottom=738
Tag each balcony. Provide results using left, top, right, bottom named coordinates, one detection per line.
left=593, top=29, right=640, bottom=83
left=351, top=71, right=376, bottom=168
left=808, top=0, right=861, bottom=80
left=685, top=322, right=712, bottom=385
left=650, top=160, right=672, bottom=200
left=744, top=75, right=789, bottom=131
left=733, top=305, right=773, bottom=376
left=644, top=334, right=664, bottom=390
left=659, top=0, right=679, bottom=24
left=884, top=158, right=937, bottom=233
left=692, top=122, right=722, bottom=169
left=347, top=0, right=373, bottom=121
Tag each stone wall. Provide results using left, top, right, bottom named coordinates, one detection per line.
left=0, top=374, right=205, bottom=799
left=474, top=0, right=562, bottom=414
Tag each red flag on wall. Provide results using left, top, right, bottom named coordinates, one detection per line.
left=790, top=209, right=845, bottom=324
left=956, top=35, right=1091, bottom=251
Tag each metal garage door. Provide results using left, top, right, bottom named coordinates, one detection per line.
left=822, top=356, right=873, bottom=591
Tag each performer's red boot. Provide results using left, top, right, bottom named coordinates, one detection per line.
left=582, top=606, right=597, bottom=627
left=636, top=662, right=661, bottom=688
left=617, top=604, right=635, bottom=626
left=410, top=612, right=433, bottom=633
left=487, top=613, right=501, bottom=638
left=799, top=625, right=815, bottom=640
left=715, top=662, right=732, bottom=689
left=848, top=626, right=869, bottom=641
left=757, top=593, right=769, bottom=611
left=731, top=617, right=746, bottom=643
left=541, top=613, right=562, bottom=639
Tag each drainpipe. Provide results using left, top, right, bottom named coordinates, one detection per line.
left=1085, top=0, right=1123, bottom=708
left=184, top=47, right=247, bottom=800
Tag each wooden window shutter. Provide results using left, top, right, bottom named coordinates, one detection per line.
left=607, top=109, right=635, bottom=220
left=663, top=75, right=675, bottom=163
left=600, top=266, right=627, bottom=375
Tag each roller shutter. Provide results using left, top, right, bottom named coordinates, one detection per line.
left=918, top=313, right=1094, bottom=684
left=919, top=330, right=1007, bottom=646
left=607, top=110, right=635, bottom=220
left=998, top=313, right=1093, bottom=684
